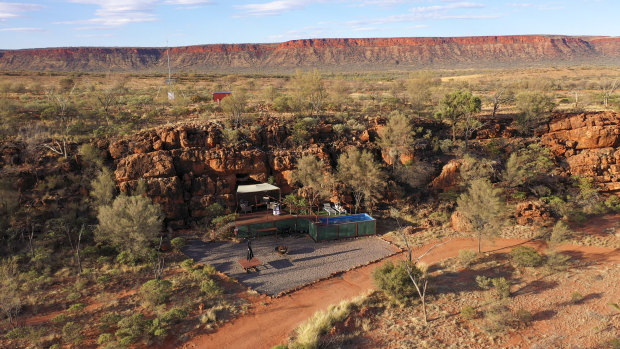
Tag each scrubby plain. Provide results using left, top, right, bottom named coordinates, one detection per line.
left=0, top=66, right=619, bottom=348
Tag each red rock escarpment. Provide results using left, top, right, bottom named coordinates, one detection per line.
left=1, top=35, right=619, bottom=72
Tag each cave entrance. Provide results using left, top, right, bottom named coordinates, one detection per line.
left=236, top=183, right=281, bottom=216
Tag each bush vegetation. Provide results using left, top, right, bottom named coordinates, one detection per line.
left=373, top=261, right=422, bottom=303
left=139, top=279, right=172, bottom=307
left=0, top=68, right=618, bottom=348
left=510, top=246, right=544, bottom=267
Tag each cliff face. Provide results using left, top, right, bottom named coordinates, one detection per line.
left=105, top=123, right=337, bottom=228
left=100, top=112, right=620, bottom=228
left=542, top=112, right=620, bottom=193
left=1, top=35, right=619, bottom=72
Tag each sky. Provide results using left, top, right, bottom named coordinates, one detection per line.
left=0, top=0, right=619, bottom=49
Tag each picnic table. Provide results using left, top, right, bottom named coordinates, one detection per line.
left=238, top=257, right=262, bottom=273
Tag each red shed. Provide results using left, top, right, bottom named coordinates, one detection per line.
left=213, top=91, right=232, bottom=104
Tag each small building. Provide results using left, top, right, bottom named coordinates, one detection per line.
left=212, top=91, right=232, bottom=104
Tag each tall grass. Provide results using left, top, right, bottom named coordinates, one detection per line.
left=291, top=293, right=367, bottom=349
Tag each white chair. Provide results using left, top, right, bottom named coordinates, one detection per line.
left=334, top=203, right=347, bottom=215
left=323, top=203, right=337, bottom=216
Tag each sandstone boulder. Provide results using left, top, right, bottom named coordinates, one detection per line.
left=430, top=160, right=461, bottom=191
left=451, top=210, right=472, bottom=233
left=543, top=112, right=620, bottom=193
left=109, top=139, right=128, bottom=159
left=515, top=201, right=552, bottom=226
left=115, top=150, right=176, bottom=182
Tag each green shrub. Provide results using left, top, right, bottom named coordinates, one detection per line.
left=99, top=313, right=121, bottom=332
left=52, top=313, right=68, bottom=323
left=66, top=292, right=81, bottom=302
left=571, top=291, right=583, bottom=303
left=475, top=275, right=492, bottom=290
left=97, top=255, right=112, bottom=264
left=5, top=327, right=30, bottom=339
left=604, top=195, right=620, bottom=212
left=180, top=258, right=196, bottom=271
left=62, top=322, right=83, bottom=345
left=476, top=275, right=510, bottom=298
left=458, top=249, right=478, bottom=267
left=140, top=279, right=172, bottom=307
left=116, top=250, right=139, bottom=266
left=512, top=191, right=528, bottom=200
left=503, top=144, right=554, bottom=188
left=492, top=277, right=511, bottom=299
left=115, top=313, right=148, bottom=345
left=81, top=245, right=99, bottom=258
left=510, top=246, right=544, bottom=267
left=97, top=333, right=114, bottom=345
left=200, top=279, right=223, bottom=297
left=428, top=211, right=450, bottom=225
left=373, top=261, right=421, bottom=303
left=160, top=307, right=188, bottom=325
left=202, top=264, right=217, bottom=275
left=67, top=303, right=85, bottom=313
left=97, top=274, right=112, bottom=285
left=203, top=203, right=226, bottom=226
left=170, top=237, right=186, bottom=251
left=550, top=220, right=573, bottom=245
left=460, top=306, right=478, bottom=320
left=148, top=317, right=168, bottom=338
left=191, top=264, right=217, bottom=280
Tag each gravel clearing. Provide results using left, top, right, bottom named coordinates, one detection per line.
left=183, top=234, right=400, bottom=296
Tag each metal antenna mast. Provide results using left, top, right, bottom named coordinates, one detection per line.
left=165, top=41, right=175, bottom=100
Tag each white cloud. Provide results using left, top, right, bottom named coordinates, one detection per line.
left=58, top=0, right=160, bottom=26
left=0, top=2, right=44, bottom=20
left=237, top=0, right=325, bottom=16
left=347, top=1, right=494, bottom=26
left=267, top=25, right=327, bottom=40
left=507, top=2, right=564, bottom=10
left=0, top=26, right=44, bottom=32
left=59, top=0, right=215, bottom=27
left=354, top=0, right=417, bottom=6
left=164, top=0, right=213, bottom=4
left=351, top=26, right=377, bottom=31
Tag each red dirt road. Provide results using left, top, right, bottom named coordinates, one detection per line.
left=180, top=237, right=620, bottom=349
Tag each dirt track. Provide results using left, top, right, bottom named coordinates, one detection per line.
left=178, top=237, right=619, bottom=349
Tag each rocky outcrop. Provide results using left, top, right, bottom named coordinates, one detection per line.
left=450, top=210, right=472, bottom=233
left=2, top=35, right=619, bottom=73
left=109, top=123, right=335, bottom=225
left=430, top=160, right=462, bottom=191
left=542, top=112, right=620, bottom=192
left=515, top=201, right=553, bottom=226
left=114, top=151, right=176, bottom=182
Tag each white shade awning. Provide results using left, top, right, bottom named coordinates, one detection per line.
left=236, top=183, right=280, bottom=194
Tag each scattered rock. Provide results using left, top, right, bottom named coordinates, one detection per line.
left=430, top=160, right=462, bottom=191
left=515, top=201, right=552, bottom=226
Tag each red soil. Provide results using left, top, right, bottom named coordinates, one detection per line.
left=180, top=235, right=620, bottom=349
